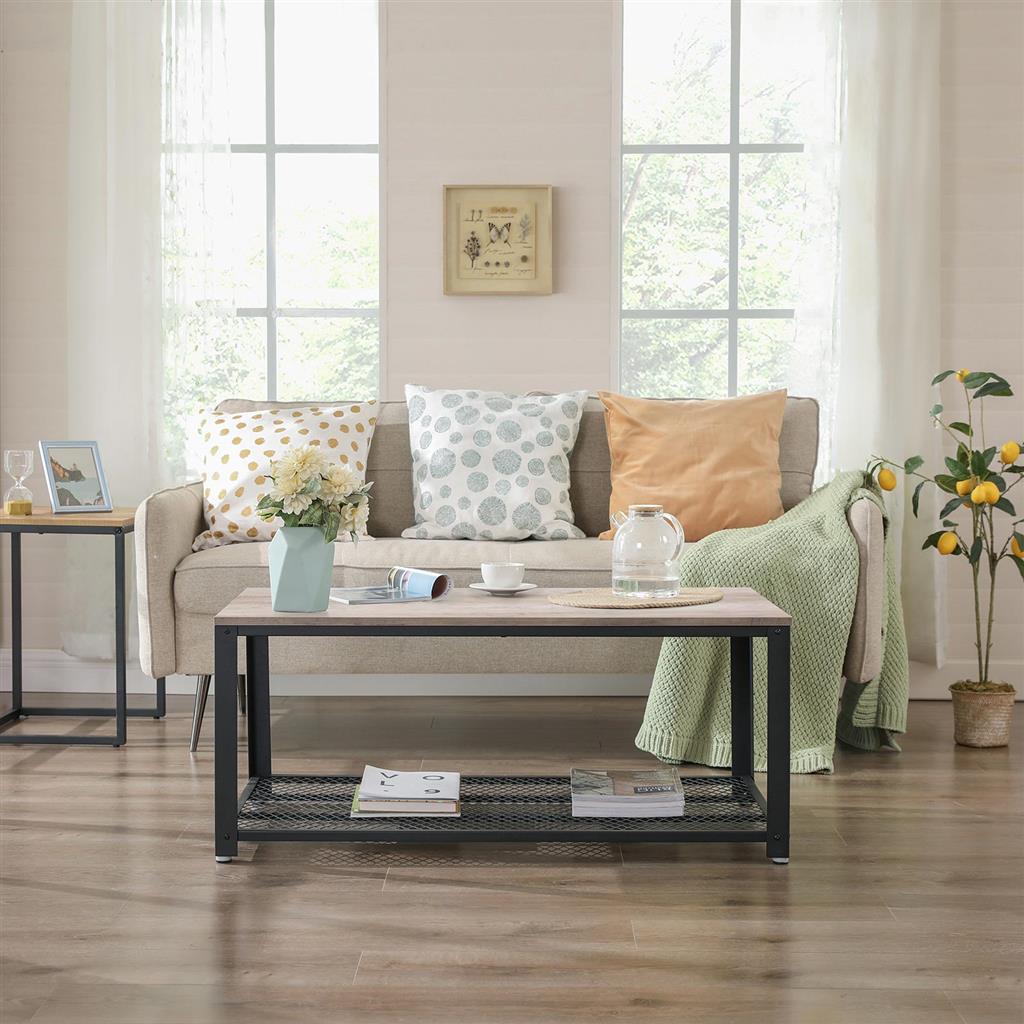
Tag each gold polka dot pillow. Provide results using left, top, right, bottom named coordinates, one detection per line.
left=192, top=402, right=378, bottom=551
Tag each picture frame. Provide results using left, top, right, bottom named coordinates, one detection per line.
left=38, top=440, right=113, bottom=513
left=443, top=184, right=553, bottom=295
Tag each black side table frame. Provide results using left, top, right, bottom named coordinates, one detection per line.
left=213, top=619, right=791, bottom=864
left=0, top=519, right=165, bottom=746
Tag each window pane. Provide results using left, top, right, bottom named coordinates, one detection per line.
left=277, top=317, right=379, bottom=402
left=225, top=0, right=264, bottom=143
left=276, top=154, right=378, bottom=308
left=623, top=0, right=730, bottom=145
left=739, top=152, right=806, bottom=309
left=620, top=318, right=728, bottom=398
left=622, top=154, right=729, bottom=310
left=740, top=1, right=837, bottom=143
left=738, top=319, right=794, bottom=396
left=275, top=0, right=378, bottom=144
left=164, top=315, right=267, bottom=478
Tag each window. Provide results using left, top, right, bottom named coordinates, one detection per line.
left=620, top=0, right=839, bottom=411
left=162, top=0, right=379, bottom=476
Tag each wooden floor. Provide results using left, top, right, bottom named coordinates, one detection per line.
left=1, top=695, right=1021, bottom=1024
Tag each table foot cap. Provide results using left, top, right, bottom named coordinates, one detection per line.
left=770, top=857, right=789, bottom=864
left=215, top=856, right=233, bottom=863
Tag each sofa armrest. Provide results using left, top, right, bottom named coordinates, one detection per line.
left=135, top=481, right=204, bottom=678
left=844, top=496, right=884, bottom=684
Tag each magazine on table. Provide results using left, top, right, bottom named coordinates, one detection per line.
left=570, top=768, right=685, bottom=818
left=330, top=566, right=452, bottom=605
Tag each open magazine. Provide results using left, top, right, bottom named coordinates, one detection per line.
left=329, top=566, right=452, bottom=605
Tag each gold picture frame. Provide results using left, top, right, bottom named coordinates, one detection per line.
left=443, top=185, right=553, bottom=295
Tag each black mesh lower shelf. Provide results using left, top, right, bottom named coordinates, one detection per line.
left=237, top=774, right=767, bottom=842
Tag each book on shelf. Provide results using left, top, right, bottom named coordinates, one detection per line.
left=330, top=566, right=452, bottom=605
left=570, top=768, right=685, bottom=818
left=351, top=765, right=461, bottom=815
left=349, top=786, right=461, bottom=817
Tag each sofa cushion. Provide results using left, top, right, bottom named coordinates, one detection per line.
left=401, top=385, right=589, bottom=541
left=217, top=394, right=819, bottom=537
left=174, top=538, right=614, bottom=615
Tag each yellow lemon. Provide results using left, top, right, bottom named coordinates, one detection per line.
left=877, top=468, right=897, bottom=491
left=970, top=484, right=989, bottom=505
left=982, top=481, right=1001, bottom=504
left=937, top=532, right=958, bottom=556
left=955, top=478, right=975, bottom=497
left=1000, top=440, right=1021, bottom=465
left=1011, top=537, right=1024, bottom=559
left=956, top=368, right=970, bottom=382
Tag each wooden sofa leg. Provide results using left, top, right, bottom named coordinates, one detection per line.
left=189, top=674, right=211, bottom=753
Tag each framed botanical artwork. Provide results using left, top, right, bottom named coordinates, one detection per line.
left=38, top=440, right=113, bottom=512
left=443, top=185, right=553, bottom=295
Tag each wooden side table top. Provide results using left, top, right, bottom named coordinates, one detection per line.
left=0, top=506, right=136, bottom=531
left=216, top=586, right=791, bottom=630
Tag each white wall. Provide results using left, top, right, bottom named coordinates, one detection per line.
left=1, top=0, right=1022, bottom=696
left=381, top=0, right=617, bottom=400
left=938, top=0, right=1024, bottom=690
left=0, top=0, right=71, bottom=650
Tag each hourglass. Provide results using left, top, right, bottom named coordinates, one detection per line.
left=3, top=449, right=34, bottom=515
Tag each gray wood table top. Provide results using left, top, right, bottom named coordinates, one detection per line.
left=215, top=586, right=791, bottom=629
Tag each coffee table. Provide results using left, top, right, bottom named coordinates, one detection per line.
left=212, top=587, right=791, bottom=863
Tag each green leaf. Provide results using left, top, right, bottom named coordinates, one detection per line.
left=929, top=403, right=944, bottom=417
left=912, top=479, right=926, bottom=517
left=989, top=474, right=1007, bottom=491
left=922, top=531, right=944, bottom=551
left=934, top=474, right=958, bottom=494
left=971, top=447, right=997, bottom=476
left=973, top=380, right=1014, bottom=399
left=994, top=497, right=1016, bottom=516
left=1013, top=556, right=1024, bottom=582
left=1014, top=530, right=1024, bottom=548
left=942, top=519, right=956, bottom=528
left=931, top=370, right=956, bottom=385
left=948, top=421, right=973, bottom=436
left=939, top=496, right=964, bottom=520
left=1005, top=465, right=1024, bottom=475
left=945, top=457, right=971, bottom=480
left=904, top=455, right=925, bottom=475
left=968, top=537, right=984, bottom=565
left=956, top=443, right=971, bottom=465
left=962, top=372, right=994, bottom=387
left=297, top=504, right=323, bottom=526
left=322, top=508, right=341, bottom=544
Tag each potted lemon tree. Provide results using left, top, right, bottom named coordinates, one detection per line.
left=871, top=369, right=1022, bottom=746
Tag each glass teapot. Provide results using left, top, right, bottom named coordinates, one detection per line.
left=610, top=504, right=685, bottom=599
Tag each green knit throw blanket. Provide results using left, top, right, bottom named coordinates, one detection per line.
left=634, top=471, right=910, bottom=774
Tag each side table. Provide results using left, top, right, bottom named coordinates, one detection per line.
left=0, top=506, right=165, bottom=746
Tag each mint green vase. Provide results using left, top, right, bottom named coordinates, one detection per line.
left=268, top=526, right=333, bottom=612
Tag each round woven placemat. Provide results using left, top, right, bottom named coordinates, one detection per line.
left=548, top=587, right=724, bottom=610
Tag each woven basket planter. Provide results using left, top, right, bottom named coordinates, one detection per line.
left=950, top=684, right=1016, bottom=748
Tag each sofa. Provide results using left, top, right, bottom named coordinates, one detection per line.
left=136, top=395, right=883, bottom=742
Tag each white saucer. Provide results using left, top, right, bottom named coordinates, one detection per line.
left=469, top=581, right=538, bottom=597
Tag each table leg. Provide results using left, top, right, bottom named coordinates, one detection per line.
left=155, top=677, right=166, bottom=719
left=113, top=531, right=127, bottom=746
left=729, top=635, right=753, bottom=777
left=11, top=532, right=22, bottom=713
left=766, top=626, right=791, bottom=863
left=245, top=635, right=271, bottom=779
left=215, top=626, right=239, bottom=862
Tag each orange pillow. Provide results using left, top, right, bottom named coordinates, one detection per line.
left=598, top=390, right=787, bottom=542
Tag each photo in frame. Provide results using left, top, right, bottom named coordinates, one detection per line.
left=443, top=185, right=553, bottom=295
left=38, top=440, right=113, bottom=512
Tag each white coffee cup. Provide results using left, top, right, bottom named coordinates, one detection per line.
left=481, top=562, right=526, bottom=589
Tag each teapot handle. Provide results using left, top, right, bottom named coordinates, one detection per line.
left=609, top=509, right=628, bottom=531
left=662, top=512, right=685, bottom=562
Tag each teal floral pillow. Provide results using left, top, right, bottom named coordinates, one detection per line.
left=402, top=385, right=588, bottom=541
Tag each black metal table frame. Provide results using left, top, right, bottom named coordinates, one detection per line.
left=214, top=619, right=791, bottom=863
left=0, top=520, right=166, bottom=746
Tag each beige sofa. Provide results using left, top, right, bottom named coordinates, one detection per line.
left=136, top=395, right=882, bottom=694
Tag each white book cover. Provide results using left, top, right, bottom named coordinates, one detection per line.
left=359, top=765, right=460, bottom=802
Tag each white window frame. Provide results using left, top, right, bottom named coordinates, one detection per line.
left=231, top=0, right=381, bottom=400
left=619, top=0, right=804, bottom=396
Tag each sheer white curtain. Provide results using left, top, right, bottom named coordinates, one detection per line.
left=832, top=0, right=944, bottom=665
left=63, top=0, right=231, bottom=659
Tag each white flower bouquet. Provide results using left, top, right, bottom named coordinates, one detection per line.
left=255, top=445, right=372, bottom=543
